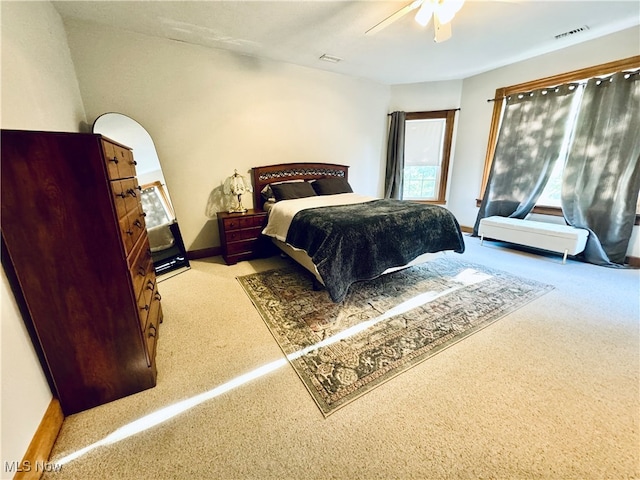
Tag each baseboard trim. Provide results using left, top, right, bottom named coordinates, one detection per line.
left=14, top=398, right=64, bottom=480
left=187, top=247, right=221, bottom=260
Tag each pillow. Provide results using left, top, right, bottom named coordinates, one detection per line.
left=270, top=181, right=317, bottom=201
left=311, top=177, right=353, bottom=195
left=261, top=180, right=304, bottom=202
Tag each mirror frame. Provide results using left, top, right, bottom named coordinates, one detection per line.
left=92, top=113, right=190, bottom=277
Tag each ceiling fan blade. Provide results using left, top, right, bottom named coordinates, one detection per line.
left=365, top=0, right=424, bottom=35
left=433, top=14, right=452, bottom=43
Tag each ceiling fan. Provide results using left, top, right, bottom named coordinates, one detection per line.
left=366, top=0, right=465, bottom=43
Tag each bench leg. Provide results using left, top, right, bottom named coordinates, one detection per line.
left=562, top=249, right=568, bottom=264
left=480, top=235, right=484, bottom=246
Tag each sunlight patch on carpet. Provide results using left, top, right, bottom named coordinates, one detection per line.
left=238, top=256, right=553, bottom=416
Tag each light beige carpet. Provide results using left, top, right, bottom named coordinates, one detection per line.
left=42, top=236, right=639, bottom=480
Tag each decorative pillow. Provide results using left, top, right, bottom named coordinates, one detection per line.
left=270, top=181, right=317, bottom=201
left=261, top=184, right=275, bottom=202
left=311, top=177, right=353, bottom=195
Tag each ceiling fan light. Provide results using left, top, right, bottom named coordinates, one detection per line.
left=415, top=2, right=435, bottom=26
left=435, top=0, right=464, bottom=25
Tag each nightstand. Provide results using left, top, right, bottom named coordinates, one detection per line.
left=217, top=209, right=269, bottom=265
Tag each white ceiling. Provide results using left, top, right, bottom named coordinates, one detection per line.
left=53, top=1, right=640, bottom=85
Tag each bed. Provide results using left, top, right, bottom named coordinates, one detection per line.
left=252, top=162, right=465, bottom=302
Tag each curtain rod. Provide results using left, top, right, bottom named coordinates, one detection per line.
left=486, top=70, right=639, bottom=102
left=387, top=108, right=461, bottom=115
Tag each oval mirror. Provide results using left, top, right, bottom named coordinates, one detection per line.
left=93, top=113, right=190, bottom=277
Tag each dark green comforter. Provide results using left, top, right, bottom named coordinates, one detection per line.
left=286, top=199, right=465, bottom=302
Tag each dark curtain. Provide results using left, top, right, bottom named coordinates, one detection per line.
left=384, top=111, right=406, bottom=199
left=561, top=71, right=640, bottom=266
left=473, top=85, right=579, bottom=235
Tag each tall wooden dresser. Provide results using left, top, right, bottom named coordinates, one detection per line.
left=1, top=130, right=162, bottom=415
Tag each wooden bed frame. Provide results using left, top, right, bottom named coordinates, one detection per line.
left=252, top=162, right=349, bottom=211
left=251, top=162, right=444, bottom=290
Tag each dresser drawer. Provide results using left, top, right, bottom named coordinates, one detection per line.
left=122, top=178, right=140, bottom=213
left=117, top=147, right=137, bottom=179
left=112, top=180, right=127, bottom=218
left=101, top=139, right=136, bottom=180
left=144, top=300, right=162, bottom=366
left=119, top=214, right=135, bottom=254
left=225, top=225, right=263, bottom=243
left=101, top=140, right=121, bottom=180
left=224, top=250, right=257, bottom=264
left=226, top=238, right=261, bottom=255
left=136, top=274, right=160, bottom=329
left=128, top=232, right=151, bottom=268
left=128, top=207, right=146, bottom=247
left=112, top=179, right=140, bottom=217
left=129, top=235, right=153, bottom=294
left=223, top=214, right=266, bottom=231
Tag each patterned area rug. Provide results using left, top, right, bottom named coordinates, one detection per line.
left=237, top=256, right=553, bottom=416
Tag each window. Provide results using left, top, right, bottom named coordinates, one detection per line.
left=140, top=181, right=174, bottom=228
left=403, top=110, right=456, bottom=204
left=480, top=56, right=640, bottom=221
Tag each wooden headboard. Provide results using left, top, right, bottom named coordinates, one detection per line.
left=252, top=162, right=349, bottom=211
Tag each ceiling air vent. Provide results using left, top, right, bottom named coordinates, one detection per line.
left=555, top=25, right=590, bottom=40
left=319, top=54, right=342, bottom=63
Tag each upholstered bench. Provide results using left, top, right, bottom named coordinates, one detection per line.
left=478, top=216, right=589, bottom=263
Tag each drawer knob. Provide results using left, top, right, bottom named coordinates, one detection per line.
left=116, top=192, right=126, bottom=198
left=138, top=267, right=146, bottom=276
left=134, top=220, right=143, bottom=228
left=140, top=304, right=149, bottom=311
left=109, top=156, right=119, bottom=164
left=126, top=229, right=133, bottom=236
left=146, top=280, right=154, bottom=290
left=154, top=292, right=162, bottom=301
left=127, top=189, right=137, bottom=198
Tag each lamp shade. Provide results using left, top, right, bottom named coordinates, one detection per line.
left=223, top=170, right=253, bottom=213
left=223, top=170, right=252, bottom=196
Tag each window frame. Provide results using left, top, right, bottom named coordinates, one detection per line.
left=404, top=109, right=457, bottom=205
left=478, top=55, right=640, bottom=224
left=141, top=180, right=175, bottom=222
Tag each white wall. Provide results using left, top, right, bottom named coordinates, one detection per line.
left=389, top=80, right=463, bottom=112
left=0, top=1, right=87, bottom=475
left=63, top=20, right=391, bottom=251
left=447, top=26, right=640, bottom=256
